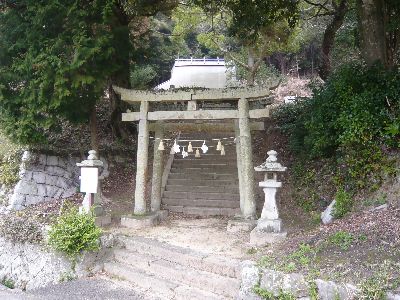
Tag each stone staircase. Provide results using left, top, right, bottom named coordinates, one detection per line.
left=104, top=236, right=241, bottom=299
left=162, top=141, right=240, bottom=216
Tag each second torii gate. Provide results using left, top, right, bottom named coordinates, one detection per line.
left=114, top=86, right=276, bottom=220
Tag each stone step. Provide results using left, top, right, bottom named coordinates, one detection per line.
left=168, top=173, right=237, bottom=180
left=104, top=262, right=228, bottom=300
left=173, top=161, right=235, bottom=166
left=165, top=185, right=239, bottom=193
left=113, top=249, right=239, bottom=298
left=163, top=191, right=240, bottom=201
left=163, top=205, right=240, bottom=216
left=121, top=236, right=240, bottom=279
left=170, top=167, right=238, bottom=173
left=162, top=198, right=240, bottom=208
left=174, top=155, right=236, bottom=162
left=167, top=179, right=239, bottom=186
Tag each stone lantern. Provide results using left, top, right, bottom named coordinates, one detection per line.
left=77, top=150, right=110, bottom=226
left=250, top=150, right=287, bottom=246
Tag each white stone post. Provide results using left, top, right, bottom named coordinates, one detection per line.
left=250, top=150, right=287, bottom=246
left=238, top=98, right=256, bottom=219
left=134, top=100, right=149, bottom=215
left=151, top=123, right=164, bottom=212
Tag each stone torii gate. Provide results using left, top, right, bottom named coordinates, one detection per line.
left=113, top=86, right=274, bottom=222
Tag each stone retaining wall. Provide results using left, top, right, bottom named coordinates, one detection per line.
left=239, top=261, right=400, bottom=300
left=8, top=151, right=108, bottom=210
left=0, top=235, right=114, bottom=290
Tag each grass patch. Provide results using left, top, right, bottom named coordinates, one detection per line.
left=328, top=231, right=354, bottom=250
left=252, top=285, right=296, bottom=300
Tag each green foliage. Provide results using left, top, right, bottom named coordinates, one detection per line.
left=0, top=0, right=131, bottom=144
left=258, top=256, right=273, bottom=268
left=308, top=280, right=318, bottom=300
left=333, top=188, right=353, bottom=219
left=0, top=136, right=21, bottom=187
left=363, top=194, right=387, bottom=207
left=252, top=285, right=296, bottom=300
left=0, top=154, right=20, bottom=188
left=273, top=63, right=400, bottom=192
left=288, top=244, right=316, bottom=267
left=1, top=277, right=15, bottom=289
left=246, top=247, right=258, bottom=255
left=328, top=231, right=354, bottom=250
left=194, top=0, right=298, bottom=43
left=47, top=204, right=102, bottom=263
left=130, top=65, right=158, bottom=90
left=59, top=271, right=76, bottom=283
left=360, top=270, right=391, bottom=300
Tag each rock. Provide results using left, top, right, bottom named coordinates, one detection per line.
left=321, top=200, right=336, bottom=225
left=260, top=269, right=309, bottom=298
left=8, top=194, right=25, bottom=207
left=238, top=260, right=261, bottom=300
left=7, top=152, right=102, bottom=208
left=46, top=156, right=58, bottom=166
left=46, top=186, right=59, bottom=198
left=100, top=234, right=116, bottom=248
left=0, top=237, right=109, bottom=290
left=315, top=279, right=358, bottom=300
left=19, top=170, right=32, bottom=180
left=45, top=175, right=58, bottom=186
left=25, top=195, right=42, bottom=205
left=56, top=177, right=71, bottom=190
left=369, top=204, right=388, bottom=211
left=387, top=292, right=400, bottom=300
left=14, top=180, right=38, bottom=196
left=32, top=172, right=46, bottom=184
left=21, top=151, right=32, bottom=162
left=62, top=187, right=76, bottom=198
left=36, top=184, right=47, bottom=197
left=38, top=154, right=47, bottom=165
left=54, top=188, right=63, bottom=198
left=57, top=158, right=67, bottom=169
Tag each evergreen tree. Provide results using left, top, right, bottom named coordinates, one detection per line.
left=0, top=0, right=132, bottom=145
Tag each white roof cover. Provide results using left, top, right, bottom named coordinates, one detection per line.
left=155, top=58, right=228, bottom=90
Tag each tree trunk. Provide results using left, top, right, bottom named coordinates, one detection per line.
left=357, top=0, right=387, bottom=66
left=108, top=3, right=131, bottom=140
left=89, top=107, right=99, bottom=154
left=319, top=0, right=348, bottom=80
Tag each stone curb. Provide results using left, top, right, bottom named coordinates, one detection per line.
left=238, top=260, right=400, bottom=300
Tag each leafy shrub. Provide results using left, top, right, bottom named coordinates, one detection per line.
left=47, top=205, right=102, bottom=263
left=0, top=214, right=43, bottom=244
left=328, top=231, right=354, bottom=250
left=273, top=63, right=399, bottom=193
left=333, top=188, right=353, bottom=218
left=0, top=151, right=21, bottom=188
left=1, top=277, right=15, bottom=289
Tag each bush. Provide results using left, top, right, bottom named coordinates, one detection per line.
left=273, top=63, right=399, bottom=191
left=333, top=188, right=353, bottom=218
left=47, top=204, right=102, bottom=263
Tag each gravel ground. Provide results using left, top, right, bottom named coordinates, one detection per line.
left=1, top=277, right=149, bottom=300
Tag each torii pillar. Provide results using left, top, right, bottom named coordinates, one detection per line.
left=134, top=100, right=149, bottom=215
left=238, top=97, right=256, bottom=219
